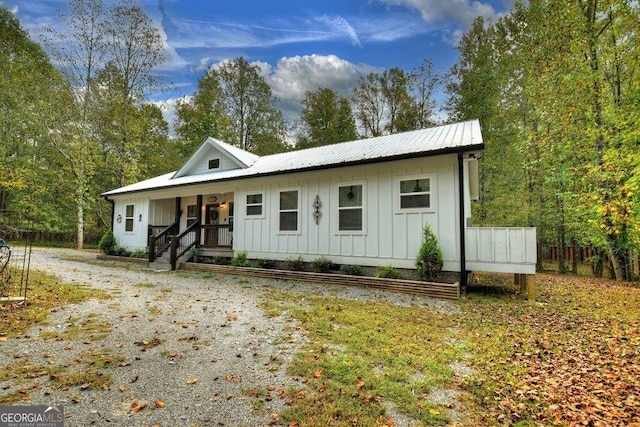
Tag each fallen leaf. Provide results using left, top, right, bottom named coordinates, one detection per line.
left=314, top=369, right=323, bottom=378
left=155, top=400, right=165, bottom=408
left=186, top=378, right=198, bottom=385
left=131, top=400, right=148, bottom=412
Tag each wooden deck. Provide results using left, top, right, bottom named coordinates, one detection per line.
left=180, top=262, right=460, bottom=300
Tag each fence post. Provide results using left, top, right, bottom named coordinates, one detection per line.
left=148, top=234, right=156, bottom=263
left=169, top=235, right=178, bottom=270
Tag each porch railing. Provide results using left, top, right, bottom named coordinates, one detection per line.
left=201, top=224, right=233, bottom=247
left=148, top=222, right=178, bottom=262
left=169, top=221, right=200, bottom=270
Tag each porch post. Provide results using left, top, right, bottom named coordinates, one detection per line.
left=196, top=194, right=203, bottom=248
left=174, top=197, right=182, bottom=227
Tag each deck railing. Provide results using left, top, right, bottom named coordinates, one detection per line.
left=465, top=227, right=537, bottom=274
left=201, top=224, right=233, bottom=247
left=169, top=221, right=200, bottom=270
left=148, top=222, right=178, bottom=262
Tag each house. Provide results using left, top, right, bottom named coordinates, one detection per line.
left=102, top=120, right=536, bottom=289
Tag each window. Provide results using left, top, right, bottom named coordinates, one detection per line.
left=279, top=190, right=298, bottom=232
left=208, top=158, right=220, bottom=169
left=125, top=205, right=134, bottom=232
left=399, top=177, right=431, bottom=210
left=338, top=184, right=363, bottom=231
left=246, top=193, right=263, bottom=216
left=186, top=205, right=198, bottom=226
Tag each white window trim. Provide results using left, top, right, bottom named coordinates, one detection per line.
left=336, top=182, right=366, bottom=235
left=396, top=174, right=436, bottom=213
left=208, top=157, right=221, bottom=170
left=186, top=204, right=198, bottom=226
left=124, top=204, right=135, bottom=233
left=244, top=192, right=265, bottom=219
left=277, top=188, right=301, bottom=235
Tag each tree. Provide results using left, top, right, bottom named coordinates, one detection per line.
left=40, top=0, right=108, bottom=249
left=175, top=69, right=231, bottom=157
left=216, top=57, right=286, bottom=154
left=409, top=59, right=440, bottom=129
left=446, top=0, right=640, bottom=280
left=41, top=0, right=169, bottom=247
left=297, top=87, right=357, bottom=149
left=351, top=72, right=386, bottom=137
left=380, top=67, right=416, bottom=133
left=0, top=8, right=74, bottom=233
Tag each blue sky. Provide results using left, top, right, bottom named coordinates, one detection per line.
left=2, top=0, right=517, bottom=124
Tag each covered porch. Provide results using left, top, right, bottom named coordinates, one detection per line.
left=147, top=192, right=234, bottom=269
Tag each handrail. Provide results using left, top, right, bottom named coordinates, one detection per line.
left=148, top=221, right=178, bottom=262
left=170, top=220, right=200, bottom=270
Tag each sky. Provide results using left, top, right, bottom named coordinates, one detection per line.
left=2, top=0, right=518, bottom=126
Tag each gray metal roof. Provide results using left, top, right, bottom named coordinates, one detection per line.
left=103, top=119, right=483, bottom=197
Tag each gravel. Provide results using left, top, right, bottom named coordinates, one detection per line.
left=0, top=247, right=461, bottom=426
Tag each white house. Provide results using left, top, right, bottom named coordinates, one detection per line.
left=102, top=120, right=536, bottom=288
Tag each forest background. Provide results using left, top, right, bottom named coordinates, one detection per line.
left=1, top=0, right=638, bottom=280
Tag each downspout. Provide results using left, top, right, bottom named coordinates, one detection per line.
left=458, top=152, right=467, bottom=292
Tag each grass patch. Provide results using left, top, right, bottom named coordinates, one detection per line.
left=147, top=306, right=162, bottom=315
left=134, top=282, right=157, bottom=288
left=0, top=270, right=111, bottom=339
left=40, top=316, right=112, bottom=342
left=0, top=348, right=122, bottom=403
left=261, top=290, right=461, bottom=426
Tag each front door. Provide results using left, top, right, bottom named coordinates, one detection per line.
left=204, top=204, right=219, bottom=247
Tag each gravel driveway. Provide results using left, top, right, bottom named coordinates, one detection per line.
left=1, top=248, right=459, bottom=426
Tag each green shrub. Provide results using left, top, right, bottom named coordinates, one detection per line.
left=310, top=256, right=337, bottom=273
left=231, top=251, right=250, bottom=267
left=375, top=264, right=402, bottom=279
left=286, top=256, right=305, bottom=271
left=340, top=264, right=364, bottom=276
left=130, top=249, right=147, bottom=259
left=257, top=258, right=277, bottom=269
left=415, top=224, right=443, bottom=281
left=212, top=255, right=231, bottom=265
left=98, top=230, right=117, bottom=254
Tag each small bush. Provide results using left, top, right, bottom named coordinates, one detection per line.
left=231, top=251, right=250, bottom=267
left=340, top=264, right=364, bottom=276
left=212, top=254, right=231, bottom=265
left=130, top=249, right=147, bottom=259
left=416, top=224, right=443, bottom=281
left=310, top=256, right=337, bottom=273
left=257, top=258, right=277, bottom=269
left=286, top=256, right=305, bottom=271
left=375, top=264, right=402, bottom=279
left=98, top=230, right=116, bottom=254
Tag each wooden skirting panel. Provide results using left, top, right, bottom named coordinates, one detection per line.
left=180, top=262, right=460, bottom=300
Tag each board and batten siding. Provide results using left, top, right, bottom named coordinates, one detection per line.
left=233, top=154, right=461, bottom=270
left=112, top=195, right=150, bottom=251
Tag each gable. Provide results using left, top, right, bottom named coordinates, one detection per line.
left=177, top=145, right=240, bottom=176
left=172, top=137, right=259, bottom=179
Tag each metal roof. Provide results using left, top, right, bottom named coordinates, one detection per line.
left=102, top=119, right=483, bottom=197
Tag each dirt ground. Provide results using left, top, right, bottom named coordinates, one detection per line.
left=1, top=248, right=459, bottom=426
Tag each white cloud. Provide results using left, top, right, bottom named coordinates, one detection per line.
left=262, top=54, right=378, bottom=121
left=378, top=0, right=499, bottom=29
left=315, top=15, right=362, bottom=47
